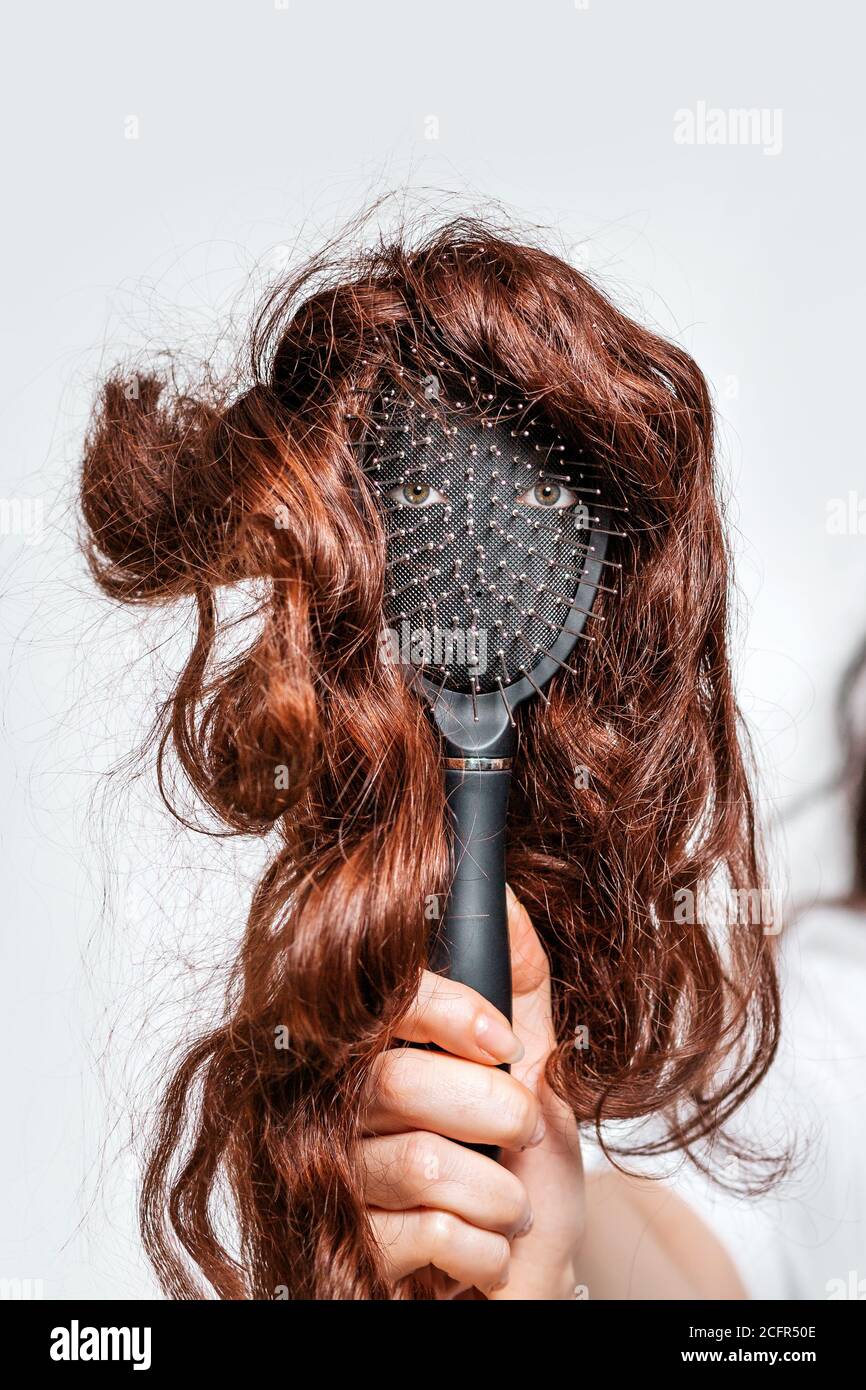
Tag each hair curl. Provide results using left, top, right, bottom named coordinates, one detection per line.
left=80, top=215, right=780, bottom=1299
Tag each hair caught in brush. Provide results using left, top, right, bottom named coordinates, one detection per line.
left=80, top=215, right=782, bottom=1299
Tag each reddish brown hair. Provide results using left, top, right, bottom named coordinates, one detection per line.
left=80, top=217, right=780, bottom=1299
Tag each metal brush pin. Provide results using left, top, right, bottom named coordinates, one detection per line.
left=365, top=385, right=618, bottom=1156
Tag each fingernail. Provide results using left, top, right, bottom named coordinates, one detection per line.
left=475, top=1013, right=524, bottom=1064
left=525, top=1115, right=546, bottom=1149
left=514, top=1211, right=534, bottom=1239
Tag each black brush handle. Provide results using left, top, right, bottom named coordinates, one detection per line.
left=430, top=761, right=513, bottom=1161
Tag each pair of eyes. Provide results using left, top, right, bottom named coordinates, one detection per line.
left=388, top=478, right=578, bottom=510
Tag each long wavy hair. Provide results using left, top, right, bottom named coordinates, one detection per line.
left=79, top=216, right=780, bottom=1299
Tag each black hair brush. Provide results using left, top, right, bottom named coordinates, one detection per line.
left=365, top=383, right=618, bottom=1153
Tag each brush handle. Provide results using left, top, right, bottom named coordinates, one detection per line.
left=431, top=760, right=513, bottom=1161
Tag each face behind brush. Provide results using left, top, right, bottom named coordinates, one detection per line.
left=369, top=389, right=597, bottom=696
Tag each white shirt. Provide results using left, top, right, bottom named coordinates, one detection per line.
left=584, top=905, right=866, bottom=1299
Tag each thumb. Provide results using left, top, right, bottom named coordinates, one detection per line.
left=506, top=884, right=557, bottom=1076
left=506, top=883, right=551, bottom=998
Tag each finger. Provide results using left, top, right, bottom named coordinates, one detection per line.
left=359, top=1130, right=533, bottom=1238
left=369, top=1208, right=511, bottom=1295
left=505, top=883, right=552, bottom=998
left=392, top=970, right=524, bottom=1065
left=364, top=1048, right=546, bottom=1151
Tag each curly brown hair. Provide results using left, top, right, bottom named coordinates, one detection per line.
left=80, top=215, right=780, bottom=1299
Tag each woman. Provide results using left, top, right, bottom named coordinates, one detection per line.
left=356, top=884, right=750, bottom=1299
left=354, top=648, right=866, bottom=1300
left=81, top=216, right=784, bottom=1299
left=361, top=877, right=866, bottom=1299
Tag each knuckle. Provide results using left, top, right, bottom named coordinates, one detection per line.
left=473, top=1062, right=502, bottom=1107
left=490, top=1233, right=511, bottom=1284
left=451, top=996, right=480, bottom=1042
left=441, top=1060, right=493, bottom=1122
left=354, top=1134, right=380, bottom=1186
left=496, top=1081, right=536, bottom=1146
left=371, top=1050, right=408, bottom=1113
left=422, top=1208, right=459, bottom=1257
left=500, top=1172, right=530, bottom=1230
left=436, top=982, right=483, bottom=1043
left=400, top=1131, right=443, bottom=1186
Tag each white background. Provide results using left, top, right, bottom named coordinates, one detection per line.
left=1, top=0, right=863, bottom=1297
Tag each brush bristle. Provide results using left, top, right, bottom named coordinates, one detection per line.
left=364, top=388, right=601, bottom=694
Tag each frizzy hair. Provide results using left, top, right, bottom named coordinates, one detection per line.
left=79, top=216, right=781, bottom=1300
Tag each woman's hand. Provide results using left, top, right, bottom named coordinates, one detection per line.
left=359, top=886, right=584, bottom=1299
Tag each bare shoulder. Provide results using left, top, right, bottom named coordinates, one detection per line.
left=580, top=1170, right=747, bottom=1301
